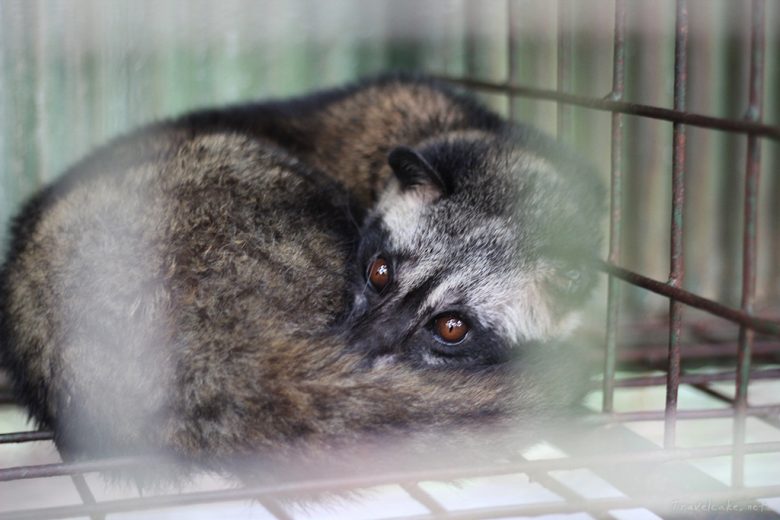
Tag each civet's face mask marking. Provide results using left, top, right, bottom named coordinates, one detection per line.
left=346, top=132, right=603, bottom=370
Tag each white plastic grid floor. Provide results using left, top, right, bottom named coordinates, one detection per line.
left=2, top=373, right=780, bottom=519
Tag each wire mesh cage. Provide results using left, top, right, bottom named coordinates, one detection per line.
left=1, top=0, right=779, bottom=518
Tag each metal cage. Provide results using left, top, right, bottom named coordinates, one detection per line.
left=1, top=0, right=779, bottom=518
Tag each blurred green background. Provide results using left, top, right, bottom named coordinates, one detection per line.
left=0, top=0, right=778, bottom=310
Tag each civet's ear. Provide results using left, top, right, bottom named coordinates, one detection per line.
left=388, top=146, right=449, bottom=198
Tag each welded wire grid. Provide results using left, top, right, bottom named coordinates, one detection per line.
left=2, top=0, right=780, bottom=518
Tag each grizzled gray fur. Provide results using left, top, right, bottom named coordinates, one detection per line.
left=0, top=75, right=603, bottom=479
left=180, top=75, right=604, bottom=370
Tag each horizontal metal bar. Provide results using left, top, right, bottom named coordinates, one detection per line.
left=431, top=75, right=780, bottom=140
left=606, top=406, right=780, bottom=422
left=599, top=261, right=780, bottom=336
left=0, top=389, right=15, bottom=404
left=0, top=431, right=54, bottom=444
left=5, top=487, right=780, bottom=520
left=613, top=368, right=780, bottom=388
left=3, top=441, right=780, bottom=486
left=693, top=383, right=736, bottom=406
left=685, top=382, right=780, bottom=436
left=0, top=456, right=155, bottom=483
left=382, top=485, right=780, bottom=520
left=693, top=380, right=780, bottom=433
left=2, top=446, right=780, bottom=520
left=617, top=340, right=780, bottom=363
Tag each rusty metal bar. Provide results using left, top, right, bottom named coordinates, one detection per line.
left=617, top=340, right=780, bottom=364
left=3, top=452, right=780, bottom=520
left=69, top=473, right=103, bottom=520
left=384, top=485, right=780, bottom=520
left=602, top=0, right=626, bottom=414
left=615, top=315, right=780, bottom=340
left=612, top=367, right=780, bottom=388
left=0, top=486, right=776, bottom=520
left=256, top=498, right=293, bottom=520
left=400, top=482, right=447, bottom=515
left=0, top=431, right=53, bottom=444
left=598, top=261, right=780, bottom=336
left=692, top=383, right=736, bottom=405
left=733, top=0, right=766, bottom=489
left=556, top=0, right=573, bottom=140
left=0, top=456, right=158, bottom=483
left=665, top=0, right=689, bottom=450
left=507, top=0, right=521, bottom=121
left=523, top=472, right=583, bottom=504
left=608, top=405, right=780, bottom=422
left=693, top=382, right=780, bottom=431
left=56, top=449, right=104, bottom=520
left=431, top=76, right=780, bottom=141
left=4, top=440, right=780, bottom=485
left=506, top=453, right=592, bottom=507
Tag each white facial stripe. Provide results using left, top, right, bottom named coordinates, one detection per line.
left=375, top=150, right=580, bottom=347
left=420, top=275, right=466, bottom=317
left=492, top=278, right=554, bottom=343
left=376, top=178, right=439, bottom=251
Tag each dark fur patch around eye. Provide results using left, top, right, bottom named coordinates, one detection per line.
left=356, top=218, right=391, bottom=267
left=422, top=316, right=514, bottom=368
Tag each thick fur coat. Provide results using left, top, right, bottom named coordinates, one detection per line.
left=0, top=76, right=602, bottom=480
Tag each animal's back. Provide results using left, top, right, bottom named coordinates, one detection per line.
left=0, top=128, right=358, bottom=460
left=0, top=76, right=602, bottom=479
left=178, top=74, right=505, bottom=206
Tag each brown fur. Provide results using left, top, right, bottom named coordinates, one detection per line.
left=0, top=127, right=575, bottom=477
left=0, top=76, right=593, bottom=482
left=179, top=75, right=505, bottom=207
left=2, top=130, right=358, bottom=463
left=286, top=82, right=483, bottom=205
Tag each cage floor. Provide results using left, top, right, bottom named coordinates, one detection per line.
left=2, top=373, right=780, bottom=520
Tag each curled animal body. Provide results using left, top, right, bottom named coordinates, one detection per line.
left=183, top=75, right=605, bottom=376
left=0, top=76, right=604, bottom=481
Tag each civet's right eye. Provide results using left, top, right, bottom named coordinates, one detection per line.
left=368, top=257, right=391, bottom=292
left=433, top=313, right=470, bottom=344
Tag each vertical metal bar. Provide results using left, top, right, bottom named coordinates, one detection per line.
left=400, top=482, right=447, bottom=515
left=602, top=0, right=626, bottom=414
left=256, top=497, right=293, bottom=520
left=715, top=2, right=748, bottom=307
left=59, top=448, right=104, bottom=520
left=32, top=0, right=48, bottom=185
left=70, top=474, right=105, bottom=520
left=507, top=0, right=520, bottom=121
left=556, top=0, right=573, bottom=141
left=464, top=1, right=480, bottom=82
left=664, top=0, right=688, bottom=450
left=733, top=0, right=766, bottom=489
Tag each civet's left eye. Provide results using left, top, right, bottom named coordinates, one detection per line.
left=368, top=256, right=391, bottom=292
left=433, top=313, right=470, bottom=344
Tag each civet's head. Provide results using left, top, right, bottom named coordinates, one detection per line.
left=347, top=129, right=604, bottom=369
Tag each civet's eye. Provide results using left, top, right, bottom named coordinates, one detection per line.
left=368, top=257, right=391, bottom=292
left=433, top=313, right=469, bottom=344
